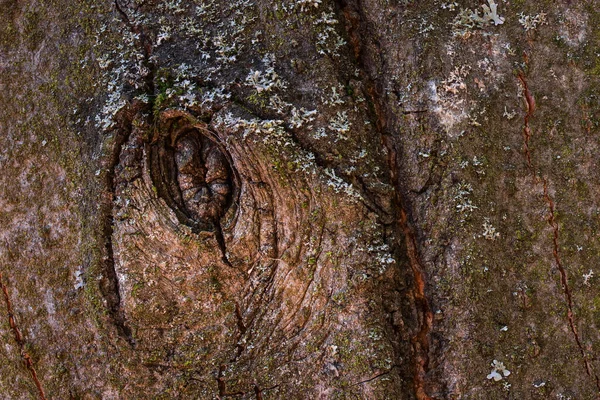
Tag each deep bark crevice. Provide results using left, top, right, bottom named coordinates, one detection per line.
left=334, top=1, right=435, bottom=398
left=96, top=0, right=160, bottom=347
left=102, top=115, right=136, bottom=347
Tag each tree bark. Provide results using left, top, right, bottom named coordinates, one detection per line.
left=1, top=0, right=600, bottom=399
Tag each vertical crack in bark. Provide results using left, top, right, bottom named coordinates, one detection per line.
left=517, top=72, right=535, bottom=168
left=386, top=143, right=434, bottom=400
left=113, top=0, right=155, bottom=90
left=334, top=1, right=434, bottom=397
left=0, top=273, right=47, bottom=400
left=113, top=0, right=130, bottom=25
left=254, top=385, right=263, bottom=400
left=398, top=210, right=434, bottom=400
left=103, top=126, right=135, bottom=346
left=541, top=180, right=599, bottom=390
left=99, top=0, right=158, bottom=347
left=517, top=73, right=600, bottom=392
left=217, top=365, right=227, bottom=397
left=232, top=302, right=248, bottom=360
left=215, top=224, right=233, bottom=268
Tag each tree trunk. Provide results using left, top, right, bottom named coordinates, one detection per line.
left=1, top=0, right=600, bottom=398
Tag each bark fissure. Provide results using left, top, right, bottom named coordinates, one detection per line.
left=233, top=302, right=248, bottom=360
left=103, top=123, right=135, bottom=346
left=517, top=72, right=535, bottom=169
left=0, top=273, right=47, bottom=400
left=518, top=72, right=600, bottom=392
left=215, top=224, right=234, bottom=268
left=96, top=0, right=159, bottom=348
left=396, top=206, right=434, bottom=400
left=351, top=365, right=400, bottom=386
left=114, top=0, right=154, bottom=64
left=542, top=180, right=600, bottom=392
left=334, top=1, right=434, bottom=397
left=254, top=385, right=263, bottom=400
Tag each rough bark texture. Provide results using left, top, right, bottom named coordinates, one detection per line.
left=2, top=0, right=600, bottom=399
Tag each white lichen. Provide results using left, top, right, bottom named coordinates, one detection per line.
left=441, top=66, right=470, bottom=94
left=200, top=86, right=231, bottom=107
left=297, top=0, right=321, bottom=12
left=482, top=0, right=505, bottom=26
left=583, top=269, right=594, bottom=286
left=481, top=219, right=500, bottom=241
left=487, top=359, right=511, bottom=381
left=451, top=0, right=504, bottom=37
left=324, top=168, right=362, bottom=200
left=216, top=114, right=323, bottom=180
left=322, top=85, right=346, bottom=106
left=156, top=25, right=172, bottom=46
left=290, top=108, right=317, bottom=128
left=454, top=183, right=478, bottom=216
left=245, top=54, right=285, bottom=93
left=441, top=2, right=458, bottom=11
left=269, top=94, right=293, bottom=114
left=503, top=106, right=517, bottom=120
left=312, top=127, right=328, bottom=139
left=430, top=66, right=474, bottom=132
left=314, top=11, right=346, bottom=56
left=328, top=111, right=351, bottom=139
left=74, top=266, right=85, bottom=290
left=519, top=12, right=547, bottom=32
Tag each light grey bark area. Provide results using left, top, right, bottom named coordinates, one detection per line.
left=1, top=0, right=600, bottom=399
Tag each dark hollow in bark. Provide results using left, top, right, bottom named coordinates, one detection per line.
left=149, top=113, right=238, bottom=234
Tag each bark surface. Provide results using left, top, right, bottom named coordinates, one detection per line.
left=1, top=0, right=600, bottom=399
